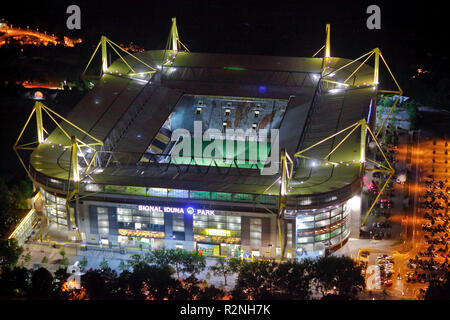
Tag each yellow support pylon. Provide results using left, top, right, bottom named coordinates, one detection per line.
left=35, top=101, right=45, bottom=144
left=373, top=48, right=380, bottom=85
left=293, top=118, right=395, bottom=227
left=101, top=35, right=108, bottom=73
left=166, top=17, right=189, bottom=52
left=325, top=24, right=331, bottom=58
left=14, top=102, right=103, bottom=241
left=82, top=35, right=156, bottom=83
left=170, top=17, right=179, bottom=52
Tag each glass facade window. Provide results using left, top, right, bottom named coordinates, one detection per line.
left=168, top=189, right=189, bottom=198
left=297, top=221, right=314, bottom=230
left=233, top=193, right=253, bottom=202
left=297, top=214, right=314, bottom=222
left=249, top=218, right=262, bottom=247
left=314, top=211, right=330, bottom=221
left=193, top=214, right=241, bottom=243
left=96, top=184, right=277, bottom=206
left=117, top=206, right=164, bottom=231
left=85, top=183, right=103, bottom=192
left=41, top=189, right=68, bottom=226
left=295, top=202, right=350, bottom=252
left=331, top=206, right=342, bottom=216
left=147, top=188, right=167, bottom=197
left=287, top=223, right=293, bottom=247
left=297, top=236, right=314, bottom=243
left=256, top=195, right=276, bottom=204
left=97, top=207, right=109, bottom=235
left=173, top=213, right=185, bottom=232
left=190, top=190, right=210, bottom=200
left=314, top=220, right=329, bottom=228
left=211, top=192, right=232, bottom=201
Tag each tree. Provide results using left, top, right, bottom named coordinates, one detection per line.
left=131, top=262, right=183, bottom=300
left=231, top=260, right=278, bottom=300
left=58, top=247, right=69, bottom=268
left=41, top=256, right=48, bottom=264
left=126, top=253, right=148, bottom=270
left=272, top=260, right=314, bottom=300
left=210, top=257, right=233, bottom=286
left=79, top=256, right=88, bottom=270
left=81, top=268, right=118, bottom=300
left=0, top=266, right=31, bottom=297
left=99, top=257, right=109, bottom=270
left=8, top=178, right=34, bottom=210
left=146, top=248, right=173, bottom=267
left=167, top=249, right=186, bottom=280
left=402, top=100, right=418, bottom=129
left=197, top=285, right=225, bottom=300
left=59, top=258, right=70, bottom=269
left=118, top=260, right=128, bottom=272
left=0, top=239, right=23, bottom=271
left=24, top=252, right=31, bottom=264
left=227, top=257, right=243, bottom=273
left=312, top=255, right=365, bottom=299
left=59, top=248, right=66, bottom=259
left=31, top=267, right=54, bottom=299
left=231, top=259, right=315, bottom=300
left=180, top=250, right=206, bottom=279
left=146, top=248, right=206, bottom=280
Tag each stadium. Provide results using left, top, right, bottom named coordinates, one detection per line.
left=16, top=19, right=400, bottom=260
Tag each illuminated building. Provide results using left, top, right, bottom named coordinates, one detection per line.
left=22, top=19, right=396, bottom=259
left=0, top=23, right=81, bottom=47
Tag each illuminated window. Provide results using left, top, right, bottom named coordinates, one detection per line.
left=233, top=193, right=253, bottom=202
left=314, top=233, right=330, bottom=242
left=172, top=214, right=184, bottom=232
left=189, top=190, right=210, bottom=200
left=211, top=192, right=232, bottom=201
left=249, top=218, right=262, bottom=247
left=287, top=223, right=293, bottom=247
left=168, top=189, right=189, bottom=198
left=97, top=207, right=109, bottom=235
left=147, top=188, right=167, bottom=197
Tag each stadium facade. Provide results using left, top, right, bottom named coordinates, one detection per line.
left=23, top=21, right=383, bottom=260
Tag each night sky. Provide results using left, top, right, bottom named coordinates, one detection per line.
left=1, top=0, right=448, bottom=99
left=2, top=1, right=445, bottom=58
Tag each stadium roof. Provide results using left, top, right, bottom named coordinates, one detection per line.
left=30, top=50, right=376, bottom=197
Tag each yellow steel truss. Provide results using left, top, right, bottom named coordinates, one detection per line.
left=81, top=35, right=156, bottom=84
left=293, top=118, right=394, bottom=227
left=13, top=101, right=103, bottom=241
left=166, top=17, right=189, bottom=52
left=257, top=148, right=294, bottom=260
left=320, top=45, right=403, bottom=138
left=313, top=25, right=403, bottom=136
left=312, top=24, right=331, bottom=59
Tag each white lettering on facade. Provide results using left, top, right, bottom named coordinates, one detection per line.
left=137, top=205, right=214, bottom=215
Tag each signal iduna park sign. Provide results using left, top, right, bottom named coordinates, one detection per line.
left=137, top=205, right=215, bottom=216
